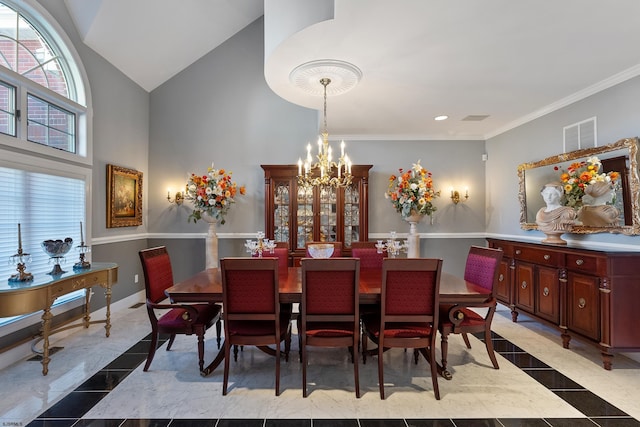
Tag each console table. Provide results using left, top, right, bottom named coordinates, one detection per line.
left=0, top=262, right=118, bottom=375
left=487, top=238, right=640, bottom=370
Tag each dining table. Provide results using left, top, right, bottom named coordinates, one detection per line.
left=165, top=266, right=492, bottom=379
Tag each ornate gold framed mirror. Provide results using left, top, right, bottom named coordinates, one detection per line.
left=518, top=137, right=640, bottom=235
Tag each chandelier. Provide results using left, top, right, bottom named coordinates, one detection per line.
left=297, top=78, right=352, bottom=188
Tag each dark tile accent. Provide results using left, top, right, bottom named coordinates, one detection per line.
left=124, top=340, right=154, bottom=354
left=492, top=339, right=525, bottom=353
left=360, top=419, right=406, bottom=427
left=406, top=420, right=456, bottom=427
left=120, top=420, right=171, bottom=427
left=450, top=419, right=503, bottom=427
left=522, top=369, right=585, bottom=390
left=542, top=418, right=599, bottom=427
left=312, top=420, right=359, bottom=427
left=590, top=417, right=640, bottom=426
left=500, top=352, right=551, bottom=369
left=498, top=419, right=554, bottom=427
left=264, top=420, right=311, bottom=427
left=26, top=419, right=79, bottom=427
left=553, top=391, right=629, bottom=417
left=27, top=347, right=64, bottom=361
left=75, top=369, right=130, bottom=391
left=38, top=391, right=109, bottom=418
left=73, top=419, right=126, bottom=427
left=168, top=420, right=219, bottom=427
left=215, top=420, right=265, bottom=427
left=103, top=352, right=148, bottom=370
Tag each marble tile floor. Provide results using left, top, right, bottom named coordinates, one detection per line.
left=0, top=303, right=639, bottom=427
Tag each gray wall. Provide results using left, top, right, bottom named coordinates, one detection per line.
left=486, top=76, right=640, bottom=247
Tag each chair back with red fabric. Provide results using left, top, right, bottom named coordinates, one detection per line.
left=252, top=247, right=289, bottom=271
left=463, top=246, right=503, bottom=294
left=351, top=244, right=386, bottom=269
left=305, top=241, right=343, bottom=258
left=220, top=257, right=291, bottom=396
left=438, top=245, right=504, bottom=376
left=362, top=257, right=442, bottom=400
left=299, top=257, right=360, bottom=397
left=139, top=246, right=222, bottom=373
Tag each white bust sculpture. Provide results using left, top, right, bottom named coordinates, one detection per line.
left=535, top=183, right=576, bottom=245
left=578, top=181, right=619, bottom=227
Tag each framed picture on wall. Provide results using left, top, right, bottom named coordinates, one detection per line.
left=107, top=164, right=143, bottom=228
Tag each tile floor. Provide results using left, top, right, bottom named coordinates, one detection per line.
left=0, top=303, right=639, bottom=427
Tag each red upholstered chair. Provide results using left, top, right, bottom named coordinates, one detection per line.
left=362, top=258, right=443, bottom=400
left=251, top=243, right=290, bottom=271
left=351, top=242, right=386, bottom=269
left=299, top=257, right=361, bottom=398
left=139, top=246, right=222, bottom=373
left=220, top=257, right=292, bottom=396
left=305, top=241, right=343, bottom=258
left=438, top=246, right=503, bottom=372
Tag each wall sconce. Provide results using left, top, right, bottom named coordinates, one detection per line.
left=167, top=189, right=183, bottom=205
left=450, top=187, right=469, bottom=204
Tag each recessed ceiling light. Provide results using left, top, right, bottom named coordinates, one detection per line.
left=434, top=115, right=448, bottom=121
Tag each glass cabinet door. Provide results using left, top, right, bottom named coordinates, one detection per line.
left=319, top=186, right=338, bottom=242
left=343, top=186, right=360, bottom=248
left=296, top=185, right=314, bottom=249
left=273, top=181, right=290, bottom=243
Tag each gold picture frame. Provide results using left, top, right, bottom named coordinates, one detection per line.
left=107, top=164, right=143, bottom=228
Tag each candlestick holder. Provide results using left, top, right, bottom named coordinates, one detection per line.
left=8, top=249, right=33, bottom=283
left=73, top=242, right=91, bottom=271
left=375, top=231, right=407, bottom=258
left=245, top=231, right=276, bottom=258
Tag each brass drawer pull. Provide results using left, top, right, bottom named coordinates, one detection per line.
left=543, top=254, right=550, bottom=260
left=499, top=273, right=504, bottom=282
left=521, top=281, right=527, bottom=289
left=543, top=286, right=550, bottom=297
left=578, top=298, right=586, bottom=309
left=575, top=259, right=584, bottom=266
left=515, top=249, right=521, bottom=255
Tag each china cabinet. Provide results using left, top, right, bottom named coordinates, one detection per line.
left=262, top=165, right=371, bottom=265
left=487, top=238, right=640, bottom=370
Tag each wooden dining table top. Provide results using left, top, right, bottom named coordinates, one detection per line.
left=165, top=266, right=491, bottom=305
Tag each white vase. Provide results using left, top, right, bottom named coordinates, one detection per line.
left=404, top=211, right=424, bottom=258
left=200, top=212, right=219, bottom=269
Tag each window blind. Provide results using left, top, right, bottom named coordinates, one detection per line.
left=0, top=164, right=86, bottom=325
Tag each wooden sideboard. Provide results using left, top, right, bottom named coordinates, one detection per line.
left=487, top=238, right=640, bottom=370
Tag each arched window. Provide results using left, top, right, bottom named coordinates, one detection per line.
left=0, top=0, right=88, bottom=156
left=0, top=0, right=92, bottom=330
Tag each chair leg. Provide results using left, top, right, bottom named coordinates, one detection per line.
left=362, top=329, right=368, bottom=364
left=462, top=332, right=472, bottom=349
left=378, top=338, right=385, bottom=399
left=419, top=346, right=441, bottom=400
left=484, top=327, right=500, bottom=369
left=413, top=349, right=419, bottom=364
left=353, top=336, right=360, bottom=398
left=223, top=340, right=231, bottom=395
left=301, top=335, right=308, bottom=397
left=284, top=323, right=292, bottom=362
left=197, top=333, right=205, bottom=372
left=275, top=339, right=281, bottom=396
left=233, top=344, right=239, bottom=362
left=216, top=319, right=222, bottom=349
left=143, top=332, right=159, bottom=372
left=166, top=334, right=176, bottom=351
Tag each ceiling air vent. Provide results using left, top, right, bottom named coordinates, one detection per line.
left=563, top=117, right=596, bottom=152
left=461, top=115, right=490, bottom=121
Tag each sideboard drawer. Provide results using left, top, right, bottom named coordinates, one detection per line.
left=565, top=253, right=603, bottom=275
left=514, top=246, right=561, bottom=267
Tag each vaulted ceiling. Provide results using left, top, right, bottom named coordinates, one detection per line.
left=63, top=0, right=640, bottom=140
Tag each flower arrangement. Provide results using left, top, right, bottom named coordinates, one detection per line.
left=556, top=156, right=619, bottom=208
left=184, top=164, right=246, bottom=224
left=385, top=160, right=440, bottom=218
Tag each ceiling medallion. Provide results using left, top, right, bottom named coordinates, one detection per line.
left=289, top=59, right=362, bottom=96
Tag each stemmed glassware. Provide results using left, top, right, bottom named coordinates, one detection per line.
left=245, top=231, right=277, bottom=258
left=375, top=231, right=407, bottom=258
